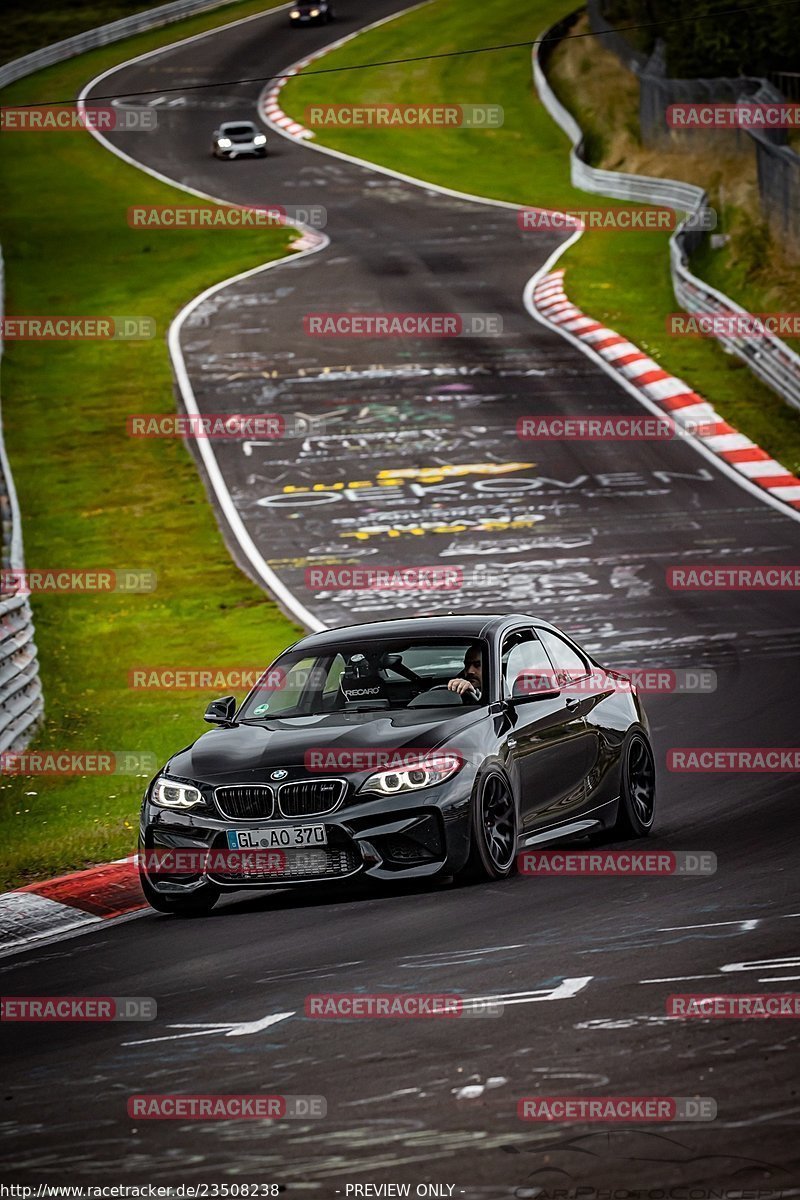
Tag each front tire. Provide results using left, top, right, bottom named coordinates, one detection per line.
left=611, top=730, right=656, bottom=838
left=458, top=771, right=518, bottom=883
left=139, top=870, right=219, bottom=916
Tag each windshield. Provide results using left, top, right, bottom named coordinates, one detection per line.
left=238, top=638, right=488, bottom=719
left=225, top=125, right=257, bottom=136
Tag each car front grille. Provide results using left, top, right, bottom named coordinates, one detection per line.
left=277, top=779, right=345, bottom=818
left=210, top=844, right=361, bottom=883
left=215, top=785, right=274, bottom=821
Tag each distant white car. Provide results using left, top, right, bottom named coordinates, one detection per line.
left=211, top=121, right=267, bottom=159
left=289, top=1, right=334, bottom=24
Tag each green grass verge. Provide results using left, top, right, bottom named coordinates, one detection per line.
left=280, top=0, right=800, bottom=477
left=0, top=0, right=305, bottom=890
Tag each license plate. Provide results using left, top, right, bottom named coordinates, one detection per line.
left=226, top=824, right=327, bottom=850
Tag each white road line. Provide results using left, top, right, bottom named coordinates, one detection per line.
left=123, top=1010, right=295, bottom=1046
left=76, top=2, right=329, bottom=634
left=463, top=978, right=593, bottom=1004
left=258, top=13, right=800, bottom=527
left=401, top=944, right=527, bottom=959
left=639, top=974, right=729, bottom=984
left=657, top=919, right=761, bottom=931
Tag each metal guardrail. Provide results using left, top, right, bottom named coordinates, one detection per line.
left=532, top=18, right=800, bottom=414
left=0, top=0, right=243, bottom=89
left=0, top=253, right=44, bottom=753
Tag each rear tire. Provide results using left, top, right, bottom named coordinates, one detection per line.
left=610, top=730, right=656, bottom=838
left=457, top=771, right=518, bottom=883
left=140, top=870, right=219, bottom=916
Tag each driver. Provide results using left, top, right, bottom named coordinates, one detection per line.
left=447, top=643, right=483, bottom=702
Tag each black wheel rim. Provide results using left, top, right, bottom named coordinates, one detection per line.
left=481, top=775, right=516, bottom=870
left=628, top=736, right=656, bottom=825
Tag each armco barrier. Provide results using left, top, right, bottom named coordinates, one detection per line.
left=0, top=253, right=44, bottom=753
left=533, top=14, right=800, bottom=414
left=0, top=0, right=246, bottom=89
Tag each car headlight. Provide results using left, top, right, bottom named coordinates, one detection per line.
left=217, top=137, right=232, bottom=148
left=358, top=753, right=463, bottom=797
left=253, top=134, right=267, bottom=145
left=290, top=8, right=301, bottom=14
left=151, top=777, right=204, bottom=809
left=309, top=7, right=320, bottom=14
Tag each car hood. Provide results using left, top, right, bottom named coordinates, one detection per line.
left=165, top=708, right=486, bottom=786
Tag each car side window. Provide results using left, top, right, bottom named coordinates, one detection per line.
left=322, top=654, right=346, bottom=695
left=537, top=629, right=591, bottom=684
left=501, top=630, right=552, bottom=695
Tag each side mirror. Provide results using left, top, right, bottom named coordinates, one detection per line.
left=203, top=695, right=237, bottom=726
left=510, top=671, right=561, bottom=703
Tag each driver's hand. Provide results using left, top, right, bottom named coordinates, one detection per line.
left=448, top=678, right=477, bottom=696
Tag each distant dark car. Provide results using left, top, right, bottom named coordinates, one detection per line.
left=139, top=614, right=656, bottom=915
left=211, top=120, right=267, bottom=159
left=289, top=0, right=334, bottom=24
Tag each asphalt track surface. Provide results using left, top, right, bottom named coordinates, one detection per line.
left=3, top=1, right=800, bottom=1191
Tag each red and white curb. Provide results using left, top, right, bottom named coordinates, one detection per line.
left=533, top=270, right=800, bottom=511
left=259, top=3, right=435, bottom=142
left=0, top=857, right=146, bottom=955
left=260, top=53, right=321, bottom=140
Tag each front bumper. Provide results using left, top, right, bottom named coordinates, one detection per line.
left=140, top=781, right=472, bottom=894
left=215, top=143, right=266, bottom=157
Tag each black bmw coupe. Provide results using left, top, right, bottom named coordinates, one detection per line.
left=139, top=614, right=656, bottom=914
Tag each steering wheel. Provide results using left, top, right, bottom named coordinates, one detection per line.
left=419, top=684, right=476, bottom=706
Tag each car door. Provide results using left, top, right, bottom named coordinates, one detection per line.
left=501, top=628, right=592, bottom=834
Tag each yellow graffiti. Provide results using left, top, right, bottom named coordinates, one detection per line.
left=376, top=462, right=534, bottom=485
left=281, top=462, right=536, bottom=494
left=341, top=516, right=546, bottom=541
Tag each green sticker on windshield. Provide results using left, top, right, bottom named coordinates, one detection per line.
left=253, top=703, right=270, bottom=715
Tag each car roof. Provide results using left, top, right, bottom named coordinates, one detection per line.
left=219, top=121, right=258, bottom=129
left=289, top=613, right=562, bottom=652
